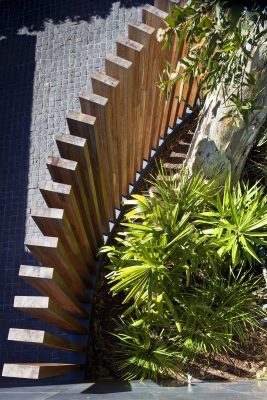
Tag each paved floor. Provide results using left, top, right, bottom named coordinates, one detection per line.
left=0, top=380, right=266, bottom=399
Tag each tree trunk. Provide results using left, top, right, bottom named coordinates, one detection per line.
left=185, top=40, right=267, bottom=186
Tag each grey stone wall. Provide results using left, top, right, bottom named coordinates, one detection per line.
left=0, top=0, right=152, bottom=385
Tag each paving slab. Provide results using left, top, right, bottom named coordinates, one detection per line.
left=0, top=380, right=266, bottom=400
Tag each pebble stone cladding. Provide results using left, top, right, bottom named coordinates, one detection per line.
left=0, top=0, right=152, bottom=385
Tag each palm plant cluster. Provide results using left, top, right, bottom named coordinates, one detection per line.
left=100, top=170, right=267, bottom=381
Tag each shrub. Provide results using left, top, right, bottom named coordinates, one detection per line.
left=100, top=170, right=266, bottom=380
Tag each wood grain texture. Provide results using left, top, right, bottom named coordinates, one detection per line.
left=46, top=156, right=98, bottom=251
left=2, top=363, right=82, bottom=379
left=142, top=4, right=169, bottom=149
left=116, top=38, right=144, bottom=174
left=79, top=93, right=116, bottom=220
left=128, top=21, right=155, bottom=161
left=91, top=72, right=121, bottom=207
left=13, top=296, right=87, bottom=334
left=169, top=39, right=188, bottom=127
left=55, top=133, right=103, bottom=245
left=66, top=111, right=109, bottom=232
left=39, top=181, right=95, bottom=267
left=156, top=0, right=181, bottom=137
left=19, top=265, right=89, bottom=317
left=104, top=54, right=133, bottom=193
left=8, top=328, right=85, bottom=352
left=25, top=235, right=90, bottom=301
left=31, top=208, right=92, bottom=284
left=176, top=41, right=191, bottom=119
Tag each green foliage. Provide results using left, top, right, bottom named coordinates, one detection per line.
left=195, top=175, right=267, bottom=266
left=112, top=323, right=181, bottom=381
left=100, top=170, right=266, bottom=380
left=177, top=272, right=263, bottom=357
left=159, top=0, right=267, bottom=126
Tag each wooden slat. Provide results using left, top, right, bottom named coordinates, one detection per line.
left=159, top=34, right=179, bottom=136
left=176, top=0, right=193, bottom=119
left=79, top=93, right=116, bottom=219
left=128, top=21, right=155, bottom=161
left=116, top=38, right=144, bottom=174
left=66, top=112, right=109, bottom=231
left=188, top=75, right=200, bottom=108
left=2, top=363, right=82, bottom=379
left=176, top=41, right=191, bottom=119
left=168, top=0, right=188, bottom=127
left=8, top=328, right=85, bottom=352
left=154, top=1, right=180, bottom=16
left=104, top=54, right=133, bottom=193
left=31, top=208, right=92, bottom=283
left=39, top=181, right=95, bottom=267
left=14, top=296, right=87, bottom=334
left=157, top=1, right=181, bottom=137
left=46, top=156, right=98, bottom=250
left=25, top=236, right=91, bottom=301
left=19, top=265, right=89, bottom=318
left=169, top=39, right=188, bottom=127
left=142, top=4, right=169, bottom=148
left=154, top=0, right=170, bottom=13
left=55, top=133, right=103, bottom=244
left=91, top=73, right=121, bottom=207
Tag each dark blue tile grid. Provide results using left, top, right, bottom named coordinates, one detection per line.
left=0, top=0, right=152, bottom=387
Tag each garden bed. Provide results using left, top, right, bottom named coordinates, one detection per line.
left=87, top=116, right=267, bottom=383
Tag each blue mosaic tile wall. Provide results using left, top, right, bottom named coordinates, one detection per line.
left=0, top=0, right=152, bottom=386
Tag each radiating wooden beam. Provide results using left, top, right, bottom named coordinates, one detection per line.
left=91, top=72, right=121, bottom=203
left=2, top=363, right=82, bottom=379
left=79, top=93, right=116, bottom=219
left=104, top=55, right=133, bottom=193
left=116, top=38, right=144, bottom=174
left=14, top=296, right=87, bottom=334
left=142, top=4, right=169, bottom=148
left=155, top=0, right=180, bottom=14
left=66, top=111, right=110, bottom=230
left=54, top=133, right=103, bottom=244
left=39, top=181, right=95, bottom=267
left=153, top=0, right=182, bottom=137
left=19, top=265, right=89, bottom=318
left=154, top=0, right=170, bottom=12
left=25, top=236, right=91, bottom=301
left=31, top=208, right=92, bottom=283
left=46, top=156, right=98, bottom=250
left=128, top=21, right=155, bottom=160
left=8, top=328, right=85, bottom=352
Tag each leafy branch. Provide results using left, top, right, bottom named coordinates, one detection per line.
left=158, top=0, right=267, bottom=126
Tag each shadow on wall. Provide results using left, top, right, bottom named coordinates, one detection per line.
left=0, top=0, right=151, bottom=387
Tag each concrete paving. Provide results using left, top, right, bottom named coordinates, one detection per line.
left=0, top=380, right=266, bottom=399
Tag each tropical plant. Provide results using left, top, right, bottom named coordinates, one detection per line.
left=100, top=169, right=266, bottom=380
left=112, top=323, right=182, bottom=381
left=176, top=271, right=264, bottom=358
left=101, top=171, right=214, bottom=326
left=195, top=175, right=267, bottom=266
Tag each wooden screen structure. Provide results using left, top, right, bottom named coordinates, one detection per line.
left=2, top=0, right=200, bottom=380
